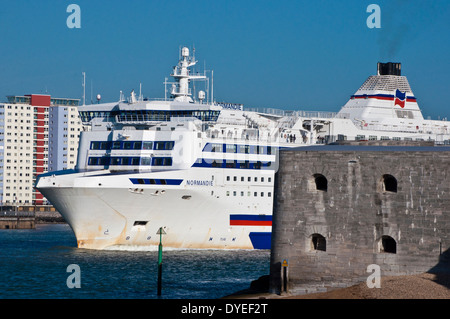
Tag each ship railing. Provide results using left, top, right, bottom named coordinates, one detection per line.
left=204, top=130, right=311, bottom=146
left=294, top=110, right=343, bottom=119
left=205, top=131, right=271, bottom=142
left=215, top=118, right=247, bottom=126
left=245, top=107, right=345, bottom=120
left=321, top=134, right=450, bottom=145
left=245, top=107, right=287, bottom=117
left=360, top=123, right=450, bottom=135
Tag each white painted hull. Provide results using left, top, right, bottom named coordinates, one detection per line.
left=37, top=168, right=273, bottom=250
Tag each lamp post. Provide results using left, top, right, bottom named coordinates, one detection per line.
left=157, top=227, right=166, bottom=296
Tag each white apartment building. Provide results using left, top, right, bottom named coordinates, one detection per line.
left=0, top=94, right=81, bottom=206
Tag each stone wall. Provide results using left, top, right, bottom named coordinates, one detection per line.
left=269, top=145, right=450, bottom=295
left=0, top=206, right=65, bottom=228
left=0, top=216, right=35, bottom=229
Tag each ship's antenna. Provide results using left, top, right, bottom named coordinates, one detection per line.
left=192, top=47, right=196, bottom=101
left=211, top=70, right=214, bottom=104
left=82, top=72, right=86, bottom=105
left=139, top=82, right=142, bottom=101
left=164, top=77, right=168, bottom=101
left=203, top=61, right=209, bottom=104
left=192, top=46, right=196, bottom=101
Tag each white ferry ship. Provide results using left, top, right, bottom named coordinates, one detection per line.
left=36, top=48, right=450, bottom=250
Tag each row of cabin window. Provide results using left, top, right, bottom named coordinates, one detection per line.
left=135, top=179, right=167, bottom=185
left=226, top=176, right=272, bottom=183
left=80, top=110, right=221, bottom=123
left=226, top=191, right=272, bottom=197
left=356, top=135, right=430, bottom=142
left=114, top=109, right=221, bottom=122
left=90, top=141, right=174, bottom=151
left=313, top=173, right=398, bottom=193
left=205, top=143, right=273, bottom=155
left=209, top=160, right=271, bottom=169
left=192, top=158, right=273, bottom=170
left=88, top=156, right=172, bottom=166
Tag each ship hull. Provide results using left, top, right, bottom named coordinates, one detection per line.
left=36, top=169, right=273, bottom=250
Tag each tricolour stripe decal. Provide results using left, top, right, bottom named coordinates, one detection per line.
left=229, top=214, right=272, bottom=226
left=351, top=94, right=416, bottom=102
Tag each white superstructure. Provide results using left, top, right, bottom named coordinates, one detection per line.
left=36, top=47, right=310, bottom=250
left=294, top=62, right=449, bottom=144
left=36, top=53, right=450, bottom=250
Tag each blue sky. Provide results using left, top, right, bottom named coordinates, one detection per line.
left=0, top=0, right=449, bottom=119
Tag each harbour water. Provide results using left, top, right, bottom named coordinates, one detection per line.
left=0, top=224, right=270, bottom=299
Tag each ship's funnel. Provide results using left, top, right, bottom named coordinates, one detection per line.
left=377, top=62, right=401, bottom=76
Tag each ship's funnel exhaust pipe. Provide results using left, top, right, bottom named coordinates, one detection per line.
left=377, top=62, right=401, bottom=76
